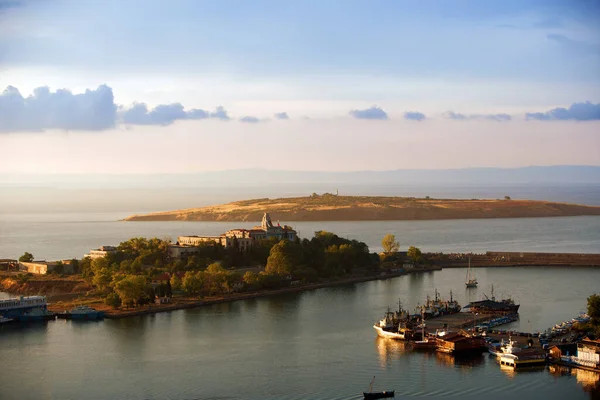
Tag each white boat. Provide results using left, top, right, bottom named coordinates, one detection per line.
left=488, top=337, right=522, bottom=358
left=0, top=316, right=14, bottom=324
left=0, top=296, right=48, bottom=319
left=465, top=258, right=478, bottom=288
left=373, top=307, right=411, bottom=340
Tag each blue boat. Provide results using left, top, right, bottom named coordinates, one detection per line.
left=18, top=308, right=56, bottom=322
left=60, top=305, right=105, bottom=320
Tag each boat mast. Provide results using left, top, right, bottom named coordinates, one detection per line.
left=369, top=376, right=375, bottom=393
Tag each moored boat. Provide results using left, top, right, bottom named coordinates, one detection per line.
left=59, top=305, right=105, bottom=320
left=463, top=286, right=519, bottom=315
left=465, top=258, right=478, bottom=288
left=18, top=308, right=56, bottom=322
left=0, top=296, right=48, bottom=319
left=0, top=316, right=15, bottom=324
left=499, top=349, right=546, bottom=368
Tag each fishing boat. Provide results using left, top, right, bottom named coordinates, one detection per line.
left=465, top=258, right=477, bottom=288
left=412, top=309, right=437, bottom=350
left=373, top=302, right=414, bottom=340
left=463, top=286, right=519, bottom=315
left=363, top=376, right=394, bottom=399
left=487, top=337, right=522, bottom=358
left=0, top=316, right=14, bottom=324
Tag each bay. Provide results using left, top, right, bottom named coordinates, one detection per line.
left=2, top=267, right=599, bottom=399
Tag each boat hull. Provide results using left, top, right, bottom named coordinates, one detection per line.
left=363, top=390, right=395, bottom=399
left=373, top=325, right=408, bottom=340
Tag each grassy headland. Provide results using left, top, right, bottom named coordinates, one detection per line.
left=124, top=194, right=600, bottom=222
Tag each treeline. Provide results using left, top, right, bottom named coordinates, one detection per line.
left=75, top=231, right=378, bottom=309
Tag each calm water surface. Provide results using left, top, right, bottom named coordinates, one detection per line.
left=2, top=267, right=600, bottom=400
left=1, top=212, right=599, bottom=259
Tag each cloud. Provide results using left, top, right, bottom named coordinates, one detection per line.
left=274, top=112, right=289, bottom=120
left=239, top=116, right=260, bottom=123
left=444, top=111, right=511, bottom=121
left=349, top=106, right=388, bottom=120
left=0, top=85, right=117, bottom=132
left=404, top=111, right=426, bottom=121
left=119, top=103, right=228, bottom=125
left=526, top=101, right=600, bottom=121
left=209, top=106, right=230, bottom=121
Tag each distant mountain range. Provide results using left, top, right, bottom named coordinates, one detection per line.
left=2, top=165, right=600, bottom=188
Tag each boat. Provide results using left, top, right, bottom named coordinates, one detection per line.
left=59, top=305, right=105, bottom=320
left=463, top=286, right=519, bottom=315
left=0, top=316, right=14, bottom=324
left=487, top=336, right=522, bottom=358
left=412, top=309, right=437, bottom=350
left=373, top=302, right=414, bottom=340
left=499, top=349, right=546, bottom=368
left=18, top=308, right=56, bottom=322
left=0, top=296, right=48, bottom=319
left=415, top=289, right=462, bottom=319
left=363, top=376, right=394, bottom=399
left=465, top=258, right=478, bottom=288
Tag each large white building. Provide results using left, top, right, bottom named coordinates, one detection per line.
left=84, top=246, right=117, bottom=260
left=173, top=213, right=297, bottom=257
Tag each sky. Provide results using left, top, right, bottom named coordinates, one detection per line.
left=0, top=0, right=599, bottom=174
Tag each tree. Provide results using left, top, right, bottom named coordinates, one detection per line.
left=170, top=273, right=182, bottom=291
left=182, top=271, right=203, bottom=296
left=265, top=240, right=301, bottom=276
left=504, top=196, right=511, bottom=200
left=243, top=271, right=259, bottom=286
left=19, top=252, right=34, bottom=262
left=407, top=246, right=423, bottom=263
left=104, top=293, right=122, bottom=309
left=92, top=268, right=113, bottom=292
left=381, top=234, right=400, bottom=254
left=53, top=261, right=65, bottom=275
left=206, top=262, right=225, bottom=274
left=114, top=275, right=147, bottom=308
left=588, top=294, right=600, bottom=323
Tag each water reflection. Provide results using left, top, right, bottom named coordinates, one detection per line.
left=434, top=351, right=485, bottom=369
left=499, top=363, right=546, bottom=379
left=375, top=337, right=410, bottom=367
left=549, top=365, right=600, bottom=395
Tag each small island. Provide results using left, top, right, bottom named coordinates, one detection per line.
left=124, top=194, right=600, bottom=222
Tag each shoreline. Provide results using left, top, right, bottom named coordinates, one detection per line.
left=48, top=266, right=442, bottom=319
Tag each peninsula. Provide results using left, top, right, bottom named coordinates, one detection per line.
left=124, top=194, right=600, bottom=222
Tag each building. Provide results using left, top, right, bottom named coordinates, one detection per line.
left=19, top=260, right=75, bottom=275
left=575, top=338, right=600, bottom=369
left=174, top=213, right=297, bottom=257
left=84, top=246, right=117, bottom=260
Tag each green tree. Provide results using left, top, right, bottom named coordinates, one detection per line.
left=92, top=267, right=113, bottom=292
left=206, top=262, right=225, bottom=274
left=588, top=294, right=600, bottom=323
left=182, top=271, right=204, bottom=296
left=53, top=261, right=65, bottom=275
left=265, top=240, right=301, bottom=276
left=19, top=252, right=34, bottom=262
left=243, top=271, right=259, bottom=286
left=407, top=246, right=423, bottom=263
left=504, top=196, right=511, bottom=200
left=114, top=275, right=147, bottom=308
left=104, top=293, right=122, bottom=309
left=381, top=234, right=400, bottom=254
left=170, top=273, right=182, bottom=291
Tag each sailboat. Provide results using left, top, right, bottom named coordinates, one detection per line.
left=465, top=258, right=478, bottom=288
left=412, top=309, right=437, bottom=350
left=363, top=376, right=395, bottom=399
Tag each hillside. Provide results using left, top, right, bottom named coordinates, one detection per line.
left=123, top=194, right=600, bottom=222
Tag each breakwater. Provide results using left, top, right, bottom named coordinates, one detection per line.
left=426, top=251, right=600, bottom=268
